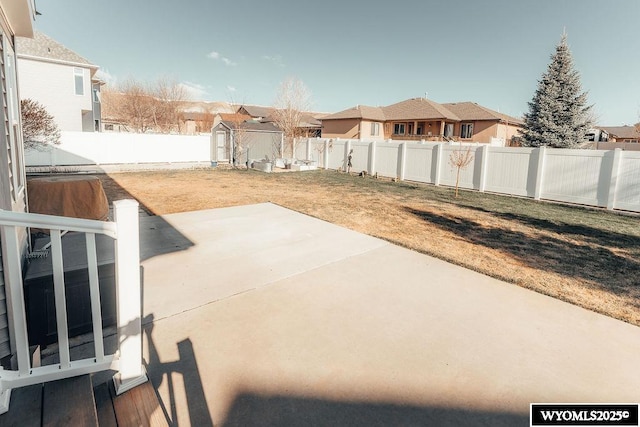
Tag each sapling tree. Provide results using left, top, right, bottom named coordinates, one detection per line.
left=449, top=144, right=474, bottom=198
left=272, top=77, right=312, bottom=158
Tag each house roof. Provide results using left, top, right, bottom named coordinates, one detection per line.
left=219, top=120, right=282, bottom=133
left=16, top=31, right=97, bottom=68
left=321, top=98, right=524, bottom=126
left=321, top=105, right=386, bottom=121
left=443, top=102, right=524, bottom=125
left=598, top=126, right=640, bottom=139
left=238, top=105, right=275, bottom=118
left=382, top=98, right=460, bottom=121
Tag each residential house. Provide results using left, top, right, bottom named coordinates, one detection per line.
left=212, top=118, right=283, bottom=165
left=321, top=97, right=523, bottom=145
left=0, top=0, right=35, bottom=364
left=16, top=31, right=102, bottom=132
left=597, top=126, right=640, bottom=143
left=237, top=104, right=324, bottom=137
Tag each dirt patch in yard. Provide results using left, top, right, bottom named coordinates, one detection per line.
left=99, top=168, right=640, bottom=326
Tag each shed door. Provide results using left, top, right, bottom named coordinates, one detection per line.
left=216, top=132, right=227, bottom=161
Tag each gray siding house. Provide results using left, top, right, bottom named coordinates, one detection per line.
left=0, top=0, right=35, bottom=361
left=16, top=31, right=102, bottom=132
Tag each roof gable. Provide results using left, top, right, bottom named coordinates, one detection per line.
left=382, top=98, right=460, bottom=121
left=16, top=31, right=96, bottom=68
left=443, top=102, right=523, bottom=125
left=321, top=105, right=386, bottom=121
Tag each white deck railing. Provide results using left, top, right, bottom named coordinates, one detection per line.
left=0, top=199, right=147, bottom=414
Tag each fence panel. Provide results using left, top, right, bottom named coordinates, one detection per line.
left=349, top=141, right=370, bottom=173
left=327, top=140, right=347, bottom=169
left=375, top=142, right=402, bottom=178
left=25, top=132, right=211, bottom=166
left=614, top=151, right=640, bottom=211
left=541, top=149, right=608, bottom=207
left=404, top=143, right=437, bottom=183
left=484, top=147, right=536, bottom=197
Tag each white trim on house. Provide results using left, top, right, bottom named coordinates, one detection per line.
left=15, top=53, right=99, bottom=71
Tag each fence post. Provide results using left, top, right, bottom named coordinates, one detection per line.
left=434, top=143, right=443, bottom=186
left=323, top=139, right=330, bottom=170
left=534, top=146, right=546, bottom=200
left=479, top=144, right=490, bottom=192
left=398, top=142, right=407, bottom=181
left=113, top=199, right=148, bottom=395
left=369, top=140, right=377, bottom=176
left=344, top=139, right=352, bottom=171
left=606, top=148, right=623, bottom=210
left=306, top=138, right=312, bottom=161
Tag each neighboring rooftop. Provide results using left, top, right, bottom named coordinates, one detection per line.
left=16, top=31, right=96, bottom=68
left=322, top=98, right=522, bottom=124
left=218, top=120, right=282, bottom=132
left=597, top=125, right=640, bottom=139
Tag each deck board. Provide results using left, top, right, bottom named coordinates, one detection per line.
left=94, top=381, right=117, bottom=427
left=43, top=375, right=97, bottom=427
left=112, top=381, right=168, bottom=427
left=0, top=383, right=42, bottom=427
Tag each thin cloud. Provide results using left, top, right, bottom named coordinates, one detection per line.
left=95, top=69, right=116, bottom=85
left=261, top=54, right=285, bottom=67
left=179, top=81, right=208, bottom=100
left=226, top=85, right=236, bottom=92
left=207, top=50, right=237, bottom=66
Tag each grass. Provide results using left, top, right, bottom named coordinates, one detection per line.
left=99, top=168, right=640, bottom=326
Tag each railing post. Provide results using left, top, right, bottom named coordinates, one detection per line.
left=112, top=199, right=148, bottom=395
left=0, top=225, right=30, bottom=413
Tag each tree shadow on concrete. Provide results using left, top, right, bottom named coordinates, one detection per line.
left=222, top=393, right=528, bottom=427
left=403, top=207, right=640, bottom=303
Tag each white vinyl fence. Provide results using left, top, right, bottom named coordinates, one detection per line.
left=300, top=137, right=640, bottom=213
left=25, top=131, right=211, bottom=166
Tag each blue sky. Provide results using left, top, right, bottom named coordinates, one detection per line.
left=33, top=0, right=639, bottom=125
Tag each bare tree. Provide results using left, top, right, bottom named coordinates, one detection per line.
left=448, top=143, right=474, bottom=198
left=102, top=77, right=190, bottom=133
left=271, top=77, right=312, bottom=158
left=20, top=99, right=61, bottom=150
left=152, top=77, right=190, bottom=133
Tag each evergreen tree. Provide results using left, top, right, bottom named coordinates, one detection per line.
left=521, top=34, right=592, bottom=148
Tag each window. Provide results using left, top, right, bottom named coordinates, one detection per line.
left=105, top=124, right=114, bottom=131
left=444, top=123, right=454, bottom=138
left=371, top=122, right=380, bottom=136
left=460, top=123, right=473, bottom=139
left=93, top=87, right=100, bottom=103
left=74, top=68, right=84, bottom=95
left=393, top=123, right=406, bottom=135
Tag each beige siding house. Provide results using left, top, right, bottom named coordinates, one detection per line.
left=0, top=0, right=35, bottom=361
left=16, top=31, right=101, bottom=132
left=321, top=98, right=523, bottom=145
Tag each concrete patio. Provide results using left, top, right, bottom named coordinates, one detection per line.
left=133, top=203, right=639, bottom=425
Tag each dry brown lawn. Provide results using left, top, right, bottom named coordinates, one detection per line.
left=98, top=168, right=640, bottom=326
